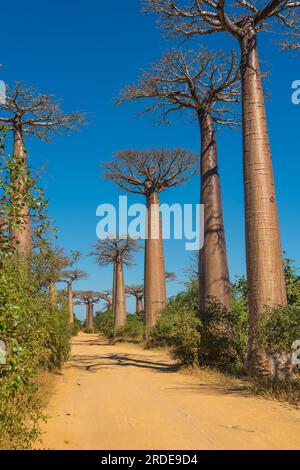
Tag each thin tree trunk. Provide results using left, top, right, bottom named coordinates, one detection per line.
left=136, top=296, right=143, bottom=314
left=87, top=303, right=94, bottom=331
left=240, top=33, right=287, bottom=373
left=11, top=129, right=32, bottom=255
left=68, top=282, right=74, bottom=324
left=144, top=192, right=166, bottom=334
left=114, top=258, right=127, bottom=330
left=112, top=261, right=117, bottom=316
left=198, top=112, right=231, bottom=311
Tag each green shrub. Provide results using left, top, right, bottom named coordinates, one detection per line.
left=115, top=314, right=144, bottom=342
left=255, top=305, right=300, bottom=354
left=0, top=256, right=71, bottom=449
left=72, top=316, right=82, bottom=336
left=148, top=302, right=201, bottom=367
left=94, top=310, right=114, bottom=339
left=200, top=300, right=249, bottom=375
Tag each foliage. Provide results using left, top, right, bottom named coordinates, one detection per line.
left=255, top=305, right=300, bottom=354
left=284, top=257, right=300, bottom=307
left=72, top=316, right=82, bottom=337
left=0, top=256, right=71, bottom=449
left=200, top=299, right=249, bottom=375
left=148, top=283, right=201, bottom=367
left=94, top=310, right=114, bottom=339
left=0, top=129, right=55, bottom=255
left=115, top=314, right=144, bottom=342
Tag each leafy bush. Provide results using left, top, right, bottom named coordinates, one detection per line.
left=115, top=314, right=144, bottom=342
left=72, top=316, right=82, bottom=337
left=148, top=301, right=201, bottom=367
left=255, top=305, right=300, bottom=354
left=94, top=310, right=114, bottom=339
left=0, top=256, right=71, bottom=449
left=200, top=300, right=249, bottom=375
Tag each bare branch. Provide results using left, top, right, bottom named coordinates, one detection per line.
left=104, top=148, right=198, bottom=196
left=0, top=82, right=87, bottom=142
left=118, top=48, right=240, bottom=126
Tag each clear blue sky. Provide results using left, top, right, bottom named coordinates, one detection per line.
left=1, top=0, right=299, bottom=319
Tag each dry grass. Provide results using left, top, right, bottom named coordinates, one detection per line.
left=251, top=377, right=300, bottom=408
left=182, top=366, right=300, bottom=408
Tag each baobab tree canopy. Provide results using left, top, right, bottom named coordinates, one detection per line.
left=126, top=285, right=144, bottom=298
left=119, top=48, right=240, bottom=125
left=73, top=291, right=106, bottom=305
left=60, top=269, right=88, bottom=284
left=90, top=238, right=140, bottom=266
left=0, top=82, right=85, bottom=140
left=143, top=1, right=300, bottom=39
left=104, top=148, right=198, bottom=196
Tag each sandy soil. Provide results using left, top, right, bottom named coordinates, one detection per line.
left=38, top=333, right=300, bottom=450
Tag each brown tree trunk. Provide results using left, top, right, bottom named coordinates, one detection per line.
left=114, top=258, right=127, bottom=330
left=112, top=261, right=117, bottom=316
left=50, top=282, right=57, bottom=309
left=11, top=129, right=32, bottom=255
left=144, top=192, right=166, bottom=334
left=198, top=112, right=231, bottom=311
left=68, top=282, right=74, bottom=324
left=136, top=296, right=143, bottom=314
left=240, top=33, right=287, bottom=373
left=87, top=303, right=94, bottom=331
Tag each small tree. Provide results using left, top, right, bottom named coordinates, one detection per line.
left=60, top=270, right=88, bottom=324
left=74, top=291, right=103, bottom=332
left=104, top=149, right=197, bottom=333
left=90, top=238, right=139, bottom=331
left=102, top=290, right=114, bottom=311
left=119, top=49, right=239, bottom=310
left=0, top=82, right=85, bottom=254
left=126, top=285, right=144, bottom=314
left=0, top=128, right=51, bottom=257
left=144, top=0, right=299, bottom=373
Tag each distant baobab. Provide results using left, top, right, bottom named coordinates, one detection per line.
left=60, top=270, right=88, bottom=324
left=126, top=285, right=144, bottom=314
left=90, top=238, right=140, bottom=331
left=74, top=291, right=104, bottom=331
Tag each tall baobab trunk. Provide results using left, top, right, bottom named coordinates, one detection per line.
left=114, top=258, right=127, bottom=330
left=240, top=32, right=287, bottom=373
left=11, top=129, right=32, bottom=255
left=144, top=192, right=166, bottom=334
left=87, top=303, right=94, bottom=331
left=68, top=282, right=74, bottom=324
left=198, top=112, right=231, bottom=311
left=136, top=296, right=143, bottom=314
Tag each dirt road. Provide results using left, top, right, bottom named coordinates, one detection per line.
left=39, top=333, right=300, bottom=450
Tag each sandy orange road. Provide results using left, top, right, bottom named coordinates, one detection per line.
left=38, top=333, right=300, bottom=450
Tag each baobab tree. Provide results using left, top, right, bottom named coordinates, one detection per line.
left=119, top=49, right=239, bottom=310
left=0, top=83, right=85, bottom=254
left=74, top=291, right=103, bottom=331
left=144, top=0, right=299, bottom=373
left=104, top=149, right=197, bottom=333
left=126, top=285, right=144, bottom=314
left=90, top=238, right=139, bottom=330
left=165, top=272, right=176, bottom=282
left=281, top=32, right=300, bottom=49
left=60, top=270, right=88, bottom=324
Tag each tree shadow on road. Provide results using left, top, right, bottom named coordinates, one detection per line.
left=67, top=353, right=179, bottom=374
